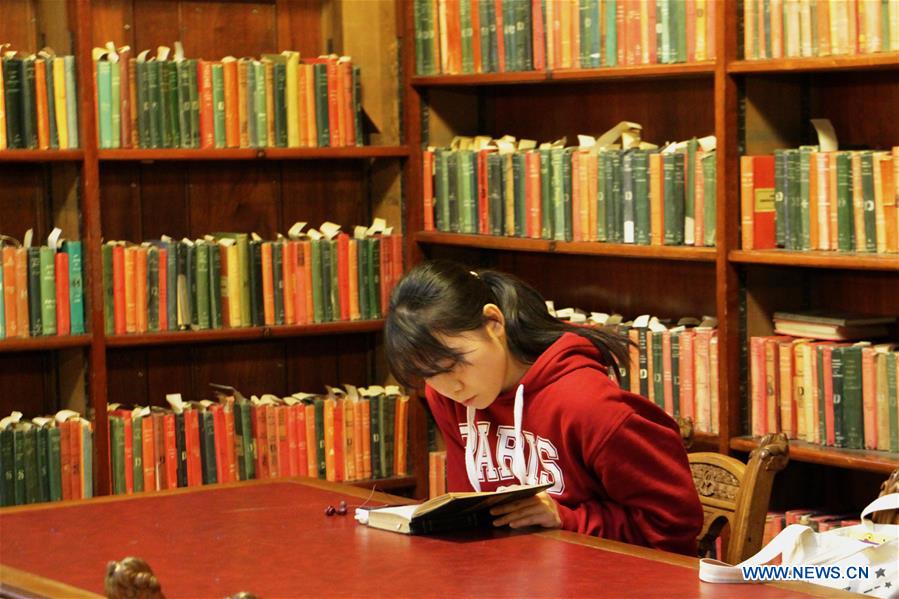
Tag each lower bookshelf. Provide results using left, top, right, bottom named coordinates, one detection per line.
left=730, top=436, right=899, bottom=475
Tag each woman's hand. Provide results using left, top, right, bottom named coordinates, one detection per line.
left=489, top=491, right=562, bottom=529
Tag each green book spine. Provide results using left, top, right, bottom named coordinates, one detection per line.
left=64, top=55, right=79, bottom=147
left=13, top=429, right=25, bottom=505
left=674, top=0, right=687, bottom=62
left=39, top=247, right=56, bottom=335
left=177, top=61, right=192, bottom=148
left=110, top=416, right=125, bottom=494
left=659, top=0, right=671, bottom=63
left=3, top=58, right=24, bottom=148
left=211, top=63, right=226, bottom=148
left=164, top=61, right=179, bottom=148
left=272, top=241, right=284, bottom=325
left=832, top=347, right=846, bottom=448
left=479, top=0, right=494, bottom=72
left=663, top=153, right=685, bottom=244
left=562, top=149, right=573, bottom=241
left=148, top=246, right=159, bottom=332
left=357, top=239, right=368, bottom=321
left=184, top=243, right=196, bottom=327
left=798, top=147, right=812, bottom=250
left=785, top=149, right=801, bottom=250
left=36, top=427, right=49, bottom=502
left=413, top=0, right=426, bottom=75
left=502, top=0, right=517, bottom=70
left=685, top=139, right=697, bottom=244
left=27, top=247, right=42, bottom=336
left=47, top=427, right=61, bottom=501
left=131, top=415, right=143, bottom=493
left=604, top=1, right=618, bottom=65
left=435, top=150, right=450, bottom=231
left=174, top=412, right=187, bottom=487
left=369, top=394, right=382, bottom=478
left=320, top=240, right=333, bottom=322
left=96, top=60, right=113, bottom=148
left=842, top=347, right=864, bottom=450
left=860, top=151, right=877, bottom=252
left=23, top=427, right=38, bottom=503
left=313, top=63, right=329, bottom=147
left=233, top=402, right=247, bottom=481
left=82, top=425, right=92, bottom=498
left=273, top=63, right=287, bottom=147
left=148, top=61, right=163, bottom=149
left=310, top=240, right=323, bottom=323
left=195, top=243, right=210, bottom=330
left=314, top=398, right=326, bottom=477
left=242, top=401, right=256, bottom=480
left=200, top=411, right=217, bottom=484
left=817, top=346, right=827, bottom=445
left=609, top=151, right=622, bottom=242
left=21, top=58, right=37, bottom=148
left=0, top=430, right=13, bottom=506
left=487, top=152, right=504, bottom=235
left=246, top=61, right=257, bottom=147
left=253, top=61, right=266, bottom=148
left=102, top=244, right=114, bottom=334
left=64, top=241, right=85, bottom=334
left=513, top=152, right=527, bottom=237
left=382, top=394, right=397, bottom=478
left=638, top=328, right=649, bottom=396
left=460, top=0, right=474, bottom=73
left=110, top=60, right=121, bottom=148
left=209, top=244, right=222, bottom=329
left=447, top=151, right=460, bottom=232
left=774, top=149, right=786, bottom=246
left=551, top=149, right=566, bottom=241
left=368, top=238, right=381, bottom=318
left=352, top=65, right=363, bottom=145
left=651, top=331, right=665, bottom=408
left=597, top=151, right=608, bottom=241
left=539, top=149, right=552, bottom=239
left=45, top=57, right=58, bottom=148
left=702, top=152, right=717, bottom=247
left=328, top=239, right=339, bottom=322
left=250, top=241, right=263, bottom=326
left=136, top=61, right=151, bottom=148
left=188, top=60, right=200, bottom=148
left=457, top=150, right=473, bottom=233
left=671, top=332, right=680, bottom=417
left=235, top=236, right=250, bottom=327
left=887, top=354, right=898, bottom=453
left=633, top=150, right=651, bottom=245
left=622, top=150, right=635, bottom=243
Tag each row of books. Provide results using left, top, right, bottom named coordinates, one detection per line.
left=423, top=135, right=717, bottom=247
left=101, top=221, right=402, bottom=335
left=744, top=0, right=899, bottom=61
left=552, top=306, right=720, bottom=434
left=740, top=148, right=899, bottom=253
left=0, top=231, right=85, bottom=339
left=413, top=0, right=718, bottom=75
left=107, top=384, right=410, bottom=498
left=1, top=48, right=80, bottom=150
left=762, top=509, right=860, bottom=546
left=0, top=410, right=93, bottom=507
left=93, top=43, right=363, bottom=150
left=749, top=336, right=899, bottom=452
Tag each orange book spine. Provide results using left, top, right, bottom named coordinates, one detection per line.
left=237, top=60, right=249, bottom=148
left=124, top=247, right=137, bottom=334
left=851, top=153, right=866, bottom=251
left=649, top=153, right=664, bottom=246
left=158, top=248, right=168, bottom=331
left=293, top=403, right=307, bottom=477
left=862, top=347, right=878, bottom=449
left=199, top=60, right=214, bottom=149
left=392, top=233, right=404, bottom=298
left=343, top=399, right=356, bottom=481
left=429, top=451, right=438, bottom=498
left=342, top=60, right=355, bottom=146
left=334, top=400, right=345, bottom=482
left=778, top=339, right=796, bottom=438
left=530, top=0, right=545, bottom=70
left=184, top=409, right=202, bottom=487
left=141, top=417, right=155, bottom=491
left=223, top=404, right=237, bottom=483
left=265, top=403, right=279, bottom=478
left=348, top=240, right=359, bottom=320
left=55, top=251, right=70, bottom=335
left=277, top=405, right=291, bottom=478
left=2, top=247, right=17, bottom=338
left=326, top=59, right=340, bottom=147
left=69, top=420, right=82, bottom=499
left=680, top=330, right=695, bottom=419
left=740, top=155, right=755, bottom=249
left=324, top=398, right=336, bottom=481
left=395, top=396, right=408, bottom=476
left=152, top=413, right=167, bottom=491
left=809, top=152, right=819, bottom=250
left=628, top=329, right=640, bottom=394
left=60, top=421, right=72, bottom=499
left=686, top=0, right=697, bottom=61
left=353, top=400, right=364, bottom=479
left=423, top=150, right=436, bottom=231
left=112, top=245, right=126, bottom=335
left=526, top=151, right=542, bottom=239
left=337, top=233, right=350, bottom=321
left=571, top=0, right=582, bottom=66
left=283, top=240, right=297, bottom=325
left=285, top=404, right=298, bottom=477
left=222, top=59, right=239, bottom=148
left=305, top=404, right=317, bottom=477
left=297, top=64, right=308, bottom=147
left=303, top=242, right=314, bottom=321
left=829, top=152, right=840, bottom=250
left=261, top=242, right=275, bottom=326
left=494, top=0, right=506, bottom=72
left=34, top=59, right=50, bottom=149
left=751, top=336, right=767, bottom=436
left=361, top=398, right=372, bottom=479
left=164, top=413, right=178, bottom=489
left=883, top=153, right=898, bottom=252
left=707, top=0, right=717, bottom=59
left=135, top=247, right=148, bottom=333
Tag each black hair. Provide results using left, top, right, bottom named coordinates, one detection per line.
left=385, top=259, right=629, bottom=390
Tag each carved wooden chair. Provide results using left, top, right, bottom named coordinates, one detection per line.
left=688, top=432, right=790, bottom=564
left=873, top=468, right=899, bottom=525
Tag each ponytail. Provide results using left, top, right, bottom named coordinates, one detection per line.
left=385, top=260, right=629, bottom=389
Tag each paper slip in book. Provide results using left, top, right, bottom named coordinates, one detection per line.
left=356, top=483, right=552, bottom=535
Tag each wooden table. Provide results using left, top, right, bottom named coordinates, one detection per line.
left=0, top=479, right=853, bottom=598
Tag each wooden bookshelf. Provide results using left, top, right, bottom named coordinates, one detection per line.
left=730, top=250, right=899, bottom=271
left=0, top=150, right=85, bottom=162
left=106, top=320, right=385, bottom=348
left=98, top=146, right=411, bottom=162
left=728, top=52, right=899, bottom=74
left=416, top=232, right=718, bottom=262
left=0, top=335, right=92, bottom=353
left=731, top=437, right=899, bottom=475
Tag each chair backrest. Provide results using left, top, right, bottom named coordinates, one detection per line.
left=688, top=433, right=789, bottom=564
left=873, top=468, right=899, bottom=525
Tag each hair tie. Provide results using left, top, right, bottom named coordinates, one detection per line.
left=470, top=270, right=480, bottom=279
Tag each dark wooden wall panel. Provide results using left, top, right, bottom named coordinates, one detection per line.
left=0, top=167, right=49, bottom=239
left=0, top=354, right=56, bottom=418
left=139, top=164, right=191, bottom=240
left=131, top=1, right=181, bottom=55
left=276, top=0, right=323, bottom=56
left=809, top=71, right=899, bottom=151
left=180, top=1, right=276, bottom=59
left=280, top=161, right=369, bottom=231
left=90, top=0, right=132, bottom=48
left=188, top=163, right=280, bottom=237
left=192, top=342, right=286, bottom=398
left=0, top=0, right=38, bottom=50
left=481, top=79, right=716, bottom=145
left=105, top=349, right=148, bottom=406
left=99, top=164, right=141, bottom=242
left=284, top=334, right=374, bottom=393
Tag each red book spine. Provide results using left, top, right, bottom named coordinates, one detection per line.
left=55, top=251, right=70, bottom=335
left=751, top=336, right=767, bottom=436
left=285, top=404, right=298, bottom=476
left=119, top=49, right=132, bottom=148
left=494, top=0, right=506, bottom=72
left=423, top=150, right=436, bottom=232
left=223, top=404, right=236, bottom=484
left=647, top=0, right=658, bottom=64
left=680, top=330, right=696, bottom=419
left=186, top=409, right=203, bottom=487
left=199, top=60, right=214, bottom=149
left=158, top=248, right=168, bottom=330
left=294, top=404, right=308, bottom=477
left=164, top=413, right=178, bottom=489
left=337, top=233, right=350, bottom=321
left=326, top=58, right=340, bottom=147
left=477, top=150, right=490, bottom=234
left=753, top=155, right=776, bottom=249
left=293, top=242, right=307, bottom=325
left=627, top=0, right=641, bottom=65
left=333, top=401, right=345, bottom=482
left=531, top=0, right=546, bottom=70
left=211, top=405, right=226, bottom=483
left=112, top=245, right=126, bottom=334
left=69, top=420, right=82, bottom=499
left=152, top=413, right=167, bottom=491
left=277, top=405, right=290, bottom=478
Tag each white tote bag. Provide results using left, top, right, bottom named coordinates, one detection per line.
left=699, top=493, right=899, bottom=598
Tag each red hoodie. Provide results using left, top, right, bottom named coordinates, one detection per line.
left=425, top=332, right=704, bottom=556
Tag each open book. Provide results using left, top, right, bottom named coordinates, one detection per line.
left=355, top=483, right=552, bottom=535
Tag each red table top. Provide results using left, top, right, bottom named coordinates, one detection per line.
left=0, top=479, right=842, bottom=598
